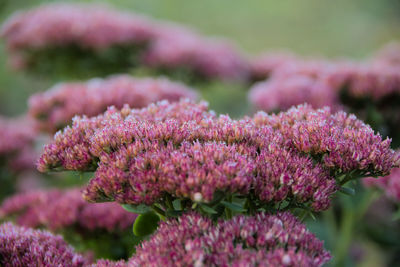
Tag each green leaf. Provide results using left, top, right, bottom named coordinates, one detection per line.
left=172, top=199, right=182, bottom=210
left=199, top=204, right=218, bottom=214
left=339, top=187, right=355, bottom=196
left=122, top=204, right=151, bottom=214
left=392, top=208, right=400, bottom=221
left=166, top=209, right=183, bottom=217
left=232, top=196, right=247, bottom=206
left=133, top=211, right=160, bottom=237
left=209, top=191, right=225, bottom=205
left=221, top=201, right=246, bottom=213
left=337, top=174, right=346, bottom=182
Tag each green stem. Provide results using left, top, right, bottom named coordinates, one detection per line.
left=339, top=174, right=355, bottom=186
left=333, top=198, right=354, bottom=267
left=333, top=189, right=377, bottom=266
left=339, top=170, right=365, bottom=186
left=323, top=208, right=337, bottom=237
left=151, top=205, right=166, bottom=219
left=299, top=209, right=309, bottom=222
left=165, top=194, right=174, bottom=210
left=356, top=190, right=378, bottom=221
left=225, top=195, right=233, bottom=219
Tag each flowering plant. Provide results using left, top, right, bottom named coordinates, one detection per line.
left=28, top=75, right=197, bottom=133
left=37, top=99, right=399, bottom=237
left=0, top=116, right=38, bottom=199
left=2, top=3, right=400, bottom=266
left=0, top=188, right=138, bottom=259
left=1, top=3, right=248, bottom=82
left=249, top=44, right=400, bottom=146
left=0, top=222, right=88, bottom=267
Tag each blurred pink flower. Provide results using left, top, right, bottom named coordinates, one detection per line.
left=0, top=188, right=136, bottom=232
left=0, top=116, right=38, bottom=172
left=29, top=75, right=197, bottom=133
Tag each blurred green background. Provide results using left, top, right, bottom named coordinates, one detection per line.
left=1, top=0, right=399, bottom=116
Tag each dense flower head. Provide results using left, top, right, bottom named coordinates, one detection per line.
left=364, top=159, right=400, bottom=202
left=323, top=61, right=400, bottom=101
left=249, top=52, right=341, bottom=81
left=253, top=104, right=399, bottom=174
left=0, top=222, right=88, bottom=267
left=249, top=74, right=340, bottom=112
left=142, top=25, right=249, bottom=81
left=28, top=75, right=197, bottom=133
left=1, top=3, right=157, bottom=67
left=1, top=3, right=249, bottom=81
left=250, top=51, right=297, bottom=80
left=0, top=188, right=136, bottom=232
left=0, top=116, right=36, bottom=155
left=249, top=46, right=400, bottom=113
left=129, top=212, right=331, bottom=267
left=38, top=99, right=399, bottom=212
left=0, top=116, right=37, bottom=172
left=248, top=55, right=343, bottom=112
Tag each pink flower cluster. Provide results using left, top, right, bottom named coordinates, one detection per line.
left=249, top=74, right=340, bottom=112
left=250, top=53, right=340, bottom=82
left=364, top=166, right=400, bottom=202
left=1, top=3, right=156, bottom=67
left=249, top=45, right=400, bottom=112
left=0, top=222, right=88, bottom=267
left=28, top=75, right=197, bottom=133
left=142, top=25, right=249, bottom=81
left=129, top=212, right=331, bottom=267
left=254, top=104, right=399, bottom=174
left=1, top=3, right=248, bottom=81
left=336, top=62, right=400, bottom=101
left=0, top=116, right=37, bottom=172
left=38, top=100, right=399, bottom=211
left=250, top=51, right=298, bottom=80
left=0, top=188, right=136, bottom=232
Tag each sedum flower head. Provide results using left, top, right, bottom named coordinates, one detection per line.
left=1, top=3, right=157, bottom=67
left=38, top=99, right=398, bottom=212
left=0, top=188, right=136, bottom=232
left=1, top=3, right=249, bottom=82
left=253, top=104, right=399, bottom=175
left=249, top=74, right=340, bottom=112
left=28, top=75, right=197, bottom=133
left=129, top=212, right=331, bottom=267
left=364, top=148, right=400, bottom=202
left=249, top=46, right=400, bottom=113
left=142, top=26, right=249, bottom=81
left=0, top=116, right=38, bottom=172
left=0, top=222, right=88, bottom=267
left=250, top=51, right=297, bottom=81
